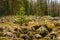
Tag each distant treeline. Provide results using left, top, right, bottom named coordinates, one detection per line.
left=0, top=0, right=60, bottom=17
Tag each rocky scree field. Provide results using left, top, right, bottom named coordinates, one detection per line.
left=0, top=16, right=60, bottom=40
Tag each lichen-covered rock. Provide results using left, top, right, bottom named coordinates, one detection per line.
left=36, top=26, right=49, bottom=37
left=0, top=16, right=60, bottom=40
left=45, top=20, right=55, bottom=29
left=35, top=34, right=42, bottom=39
left=0, top=32, right=3, bottom=36
left=36, top=26, right=48, bottom=33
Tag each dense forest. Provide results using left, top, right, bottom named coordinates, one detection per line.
left=0, top=0, right=60, bottom=16
left=0, top=0, right=60, bottom=40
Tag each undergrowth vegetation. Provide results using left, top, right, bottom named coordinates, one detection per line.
left=14, top=15, right=30, bottom=25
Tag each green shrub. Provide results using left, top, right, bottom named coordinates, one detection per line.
left=14, top=15, right=30, bottom=25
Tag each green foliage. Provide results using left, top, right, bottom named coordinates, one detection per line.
left=14, top=15, right=30, bottom=25
left=16, top=7, right=25, bottom=15
left=14, top=0, right=30, bottom=25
